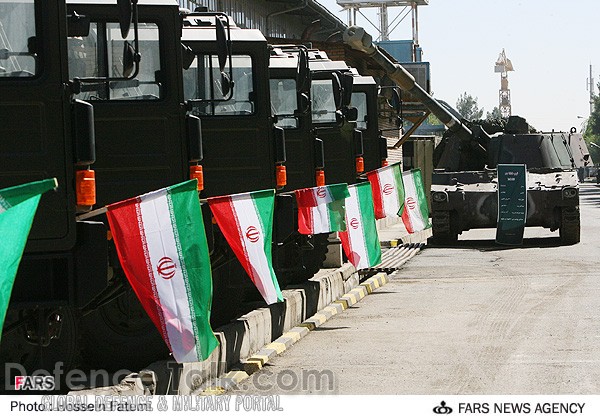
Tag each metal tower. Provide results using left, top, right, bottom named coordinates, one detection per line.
left=494, top=49, right=514, bottom=118
left=587, top=64, right=595, bottom=114
left=337, top=0, right=428, bottom=42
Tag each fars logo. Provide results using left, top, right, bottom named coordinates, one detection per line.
left=14, top=376, right=55, bottom=391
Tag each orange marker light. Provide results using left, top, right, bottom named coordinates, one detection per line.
left=315, top=169, right=325, bottom=187
left=356, top=156, right=365, bottom=174
left=76, top=169, right=96, bottom=206
left=190, top=164, right=204, bottom=191
left=276, top=165, right=287, bottom=188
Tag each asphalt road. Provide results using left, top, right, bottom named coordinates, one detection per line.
left=230, top=183, right=600, bottom=395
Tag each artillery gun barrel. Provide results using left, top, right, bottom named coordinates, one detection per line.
left=343, top=26, right=474, bottom=142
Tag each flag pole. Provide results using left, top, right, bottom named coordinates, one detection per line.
left=76, top=197, right=209, bottom=221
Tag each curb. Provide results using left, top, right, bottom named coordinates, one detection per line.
left=380, top=227, right=433, bottom=248
left=194, top=272, right=389, bottom=395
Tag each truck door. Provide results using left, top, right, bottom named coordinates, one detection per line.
left=0, top=0, right=75, bottom=252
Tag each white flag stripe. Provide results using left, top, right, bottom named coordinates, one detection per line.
left=310, top=205, right=330, bottom=232
left=139, top=193, right=198, bottom=363
left=231, top=196, right=279, bottom=304
left=345, top=186, right=369, bottom=269
left=403, top=174, right=427, bottom=231
left=378, top=169, right=400, bottom=217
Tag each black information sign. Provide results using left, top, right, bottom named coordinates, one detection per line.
left=496, top=164, right=527, bottom=245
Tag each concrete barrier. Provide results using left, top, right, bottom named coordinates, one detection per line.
left=73, top=262, right=361, bottom=396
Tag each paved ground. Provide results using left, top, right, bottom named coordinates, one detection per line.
left=230, top=184, right=600, bottom=395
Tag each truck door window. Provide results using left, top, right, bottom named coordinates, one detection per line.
left=351, top=92, right=368, bottom=130
left=184, top=54, right=255, bottom=116
left=270, top=78, right=298, bottom=129
left=68, top=22, right=161, bottom=100
left=311, top=79, right=336, bottom=124
left=0, top=0, right=38, bottom=78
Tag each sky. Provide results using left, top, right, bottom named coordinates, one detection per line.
left=318, top=0, right=599, bottom=132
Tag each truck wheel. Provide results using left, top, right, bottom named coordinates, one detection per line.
left=430, top=211, right=458, bottom=245
left=0, top=307, right=80, bottom=391
left=559, top=207, right=580, bottom=245
left=80, top=289, right=168, bottom=371
left=278, top=234, right=329, bottom=285
left=430, top=229, right=458, bottom=245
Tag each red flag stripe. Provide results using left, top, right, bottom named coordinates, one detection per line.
left=295, top=188, right=318, bottom=207
left=106, top=199, right=172, bottom=352
left=367, top=171, right=385, bottom=219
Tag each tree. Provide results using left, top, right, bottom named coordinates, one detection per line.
left=486, top=106, right=502, bottom=120
left=456, top=92, right=484, bottom=120
left=584, top=88, right=600, bottom=164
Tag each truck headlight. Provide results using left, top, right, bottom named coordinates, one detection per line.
left=562, top=187, right=577, bottom=199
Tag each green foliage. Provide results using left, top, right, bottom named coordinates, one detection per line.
left=456, top=92, right=484, bottom=120
left=584, top=92, right=600, bottom=163
left=486, top=106, right=502, bottom=120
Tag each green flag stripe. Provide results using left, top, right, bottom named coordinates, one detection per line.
left=250, top=190, right=282, bottom=301
left=327, top=183, right=351, bottom=201
left=169, top=180, right=218, bottom=360
left=357, top=183, right=382, bottom=265
left=393, top=164, right=405, bottom=213
left=0, top=178, right=56, bottom=209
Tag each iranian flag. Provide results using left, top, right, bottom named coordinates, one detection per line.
left=366, top=162, right=405, bottom=219
left=106, top=180, right=218, bottom=363
left=0, top=178, right=57, bottom=340
left=339, top=182, right=381, bottom=269
left=208, top=189, right=283, bottom=305
left=294, top=183, right=349, bottom=234
left=400, top=168, right=431, bottom=233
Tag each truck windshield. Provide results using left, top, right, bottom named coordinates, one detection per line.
left=68, top=22, right=162, bottom=100
left=351, top=92, right=368, bottom=130
left=311, top=79, right=336, bottom=124
left=184, top=54, right=255, bottom=116
left=269, top=78, right=298, bottom=128
left=0, top=0, right=38, bottom=78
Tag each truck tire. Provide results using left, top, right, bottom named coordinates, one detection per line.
left=559, top=207, right=580, bottom=245
left=0, top=307, right=80, bottom=392
left=430, top=211, right=458, bottom=245
left=80, top=289, right=168, bottom=371
left=277, top=234, right=329, bottom=285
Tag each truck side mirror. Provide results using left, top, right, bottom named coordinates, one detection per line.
left=341, top=72, right=354, bottom=107
left=353, top=129, right=364, bottom=156
left=186, top=115, right=202, bottom=162
left=274, top=126, right=286, bottom=164
left=215, top=16, right=228, bottom=72
left=296, top=92, right=310, bottom=115
left=297, top=48, right=310, bottom=93
left=332, top=73, right=342, bottom=110
left=345, top=106, right=358, bottom=123
left=314, top=137, right=325, bottom=169
left=181, top=43, right=195, bottom=70
left=379, top=133, right=388, bottom=159
left=122, top=41, right=135, bottom=77
left=73, top=100, right=96, bottom=166
left=117, top=0, right=133, bottom=39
